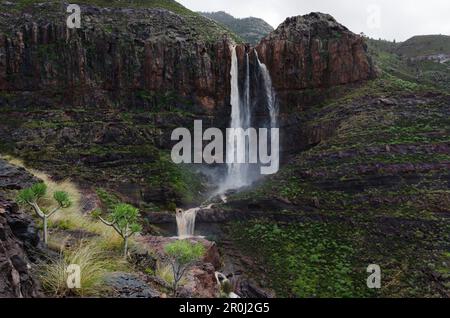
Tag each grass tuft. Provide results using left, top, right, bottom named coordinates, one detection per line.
left=36, top=241, right=110, bottom=297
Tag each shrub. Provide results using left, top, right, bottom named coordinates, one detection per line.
left=95, top=203, right=142, bottom=258
left=164, top=240, right=205, bottom=296
left=17, top=183, right=71, bottom=245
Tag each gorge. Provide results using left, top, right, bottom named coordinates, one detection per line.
left=0, top=0, right=449, bottom=299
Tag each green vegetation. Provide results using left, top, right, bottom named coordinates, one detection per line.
left=200, top=11, right=273, bottom=44
left=4, top=159, right=141, bottom=297
left=231, top=220, right=372, bottom=297
left=2, top=0, right=242, bottom=43
left=17, top=183, right=71, bottom=245
left=146, top=152, right=205, bottom=206
left=396, top=35, right=450, bottom=58
left=367, top=37, right=450, bottom=90
left=95, top=203, right=142, bottom=258
left=9, top=0, right=192, bottom=15
left=37, top=241, right=110, bottom=297
left=164, top=240, right=205, bottom=296
left=96, top=188, right=122, bottom=213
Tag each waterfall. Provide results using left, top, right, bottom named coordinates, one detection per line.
left=223, top=47, right=252, bottom=191
left=243, top=52, right=251, bottom=130
left=176, top=207, right=200, bottom=238
left=175, top=204, right=214, bottom=238
left=219, top=47, right=278, bottom=193
left=255, top=50, right=279, bottom=176
left=255, top=50, right=278, bottom=128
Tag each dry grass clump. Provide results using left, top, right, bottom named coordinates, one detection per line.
left=37, top=241, right=110, bottom=297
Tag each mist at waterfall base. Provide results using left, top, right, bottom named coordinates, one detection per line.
left=174, top=46, right=279, bottom=239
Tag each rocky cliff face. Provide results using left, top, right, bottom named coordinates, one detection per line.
left=258, top=13, right=376, bottom=85
left=255, top=13, right=377, bottom=111
left=0, top=159, right=42, bottom=298
left=0, top=2, right=233, bottom=112
left=0, top=2, right=377, bottom=207
left=0, top=5, right=375, bottom=113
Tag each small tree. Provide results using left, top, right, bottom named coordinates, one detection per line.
left=96, top=203, right=142, bottom=258
left=164, top=240, right=205, bottom=296
left=17, top=183, right=71, bottom=245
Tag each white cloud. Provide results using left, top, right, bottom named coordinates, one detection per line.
left=178, top=0, right=450, bottom=41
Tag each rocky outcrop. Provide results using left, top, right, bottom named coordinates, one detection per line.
left=0, top=159, right=42, bottom=298
left=104, top=272, right=161, bottom=298
left=0, top=5, right=375, bottom=115
left=256, top=13, right=376, bottom=92
left=228, top=13, right=378, bottom=154
left=0, top=159, right=39, bottom=191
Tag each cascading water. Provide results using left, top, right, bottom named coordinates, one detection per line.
left=176, top=48, right=279, bottom=237
left=175, top=204, right=214, bottom=238
left=176, top=207, right=199, bottom=239
left=222, top=47, right=252, bottom=191
left=255, top=50, right=280, bottom=175
left=219, top=46, right=279, bottom=193
left=255, top=50, right=278, bottom=129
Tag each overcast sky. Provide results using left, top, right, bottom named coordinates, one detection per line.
left=178, top=0, right=450, bottom=41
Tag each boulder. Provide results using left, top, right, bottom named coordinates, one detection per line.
left=104, top=272, right=161, bottom=298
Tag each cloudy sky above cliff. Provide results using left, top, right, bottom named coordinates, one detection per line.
left=178, top=0, right=450, bottom=41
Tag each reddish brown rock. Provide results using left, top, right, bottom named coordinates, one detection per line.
left=255, top=13, right=377, bottom=108
left=256, top=13, right=376, bottom=88
left=178, top=262, right=219, bottom=298
left=0, top=4, right=234, bottom=114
